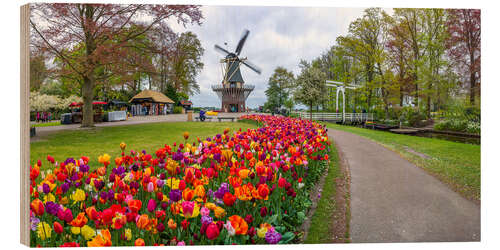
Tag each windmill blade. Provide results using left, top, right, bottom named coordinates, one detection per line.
left=235, top=29, right=250, bottom=56
left=214, top=44, right=231, bottom=56
left=241, top=59, right=262, bottom=74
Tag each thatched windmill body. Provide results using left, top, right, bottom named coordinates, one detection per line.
left=212, top=29, right=261, bottom=112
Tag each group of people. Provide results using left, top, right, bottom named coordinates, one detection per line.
left=35, top=111, right=52, bottom=123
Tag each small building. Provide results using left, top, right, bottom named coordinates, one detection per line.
left=180, top=100, right=193, bottom=110
left=129, top=90, right=174, bottom=116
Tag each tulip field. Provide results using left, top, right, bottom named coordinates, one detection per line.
left=29, top=115, right=332, bottom=246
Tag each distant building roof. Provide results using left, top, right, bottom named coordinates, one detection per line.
left=180, top=100, right=193, bottom=106
left=129, top=90, right=174, bottom=104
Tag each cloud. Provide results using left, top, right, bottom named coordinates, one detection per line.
left=167, top=5, right=367, bottom=108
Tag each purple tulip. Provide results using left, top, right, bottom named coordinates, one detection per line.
left=169, top=189, right=182, bottom=202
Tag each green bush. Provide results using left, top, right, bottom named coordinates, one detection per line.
left=434, top=100, right=480, bottom=134
left=173, top=106, right=183, bottom=114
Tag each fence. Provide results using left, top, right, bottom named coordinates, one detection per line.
left=291, top=111, right=373, bottom=123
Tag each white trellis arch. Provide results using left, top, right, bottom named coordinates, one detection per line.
left=326, top=80, right=360, bottom=122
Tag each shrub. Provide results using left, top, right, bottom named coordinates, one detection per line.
left=434, top=100, right=481, bottom=134
left=173, top=106, right=183, bottom=114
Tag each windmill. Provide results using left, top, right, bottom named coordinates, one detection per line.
left=212, top=29, right=262, bottom=113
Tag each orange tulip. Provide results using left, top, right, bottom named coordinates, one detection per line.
left=87, top=229, right=112, bottom=247
left=194, top=185, right=205, bottom=198
left=30, top=198, right=44, bottom=216
left=136, top=214, right=150, bottom=230
left=85, top=206, right=100, bottom=221
left=70, top=212, right=88, bottom=227
left=228, top=215, right=248, bottom=235
left=135, top=238, right=145, bottom=246
left=182, top=188, right=195, bottom=201
left=167, top=218, right=177, bottom=230
left=97, top=167, right=106, bottom=176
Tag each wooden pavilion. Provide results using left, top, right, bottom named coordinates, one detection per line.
left=129, top=90, right=174, bottom=115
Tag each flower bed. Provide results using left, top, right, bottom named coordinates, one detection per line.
left=29, top=115, right=330, bottom=246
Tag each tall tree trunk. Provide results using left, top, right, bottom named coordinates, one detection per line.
left=81, top=5, right=97, bottom=128
left=470, top=71, right=476, bottom=105
left=81, top=76, right=94, bottom=127
left=149, top=74, right=152, bottom=90
left=400, top=85, right=404, bottom=106
left=426, top=79, right=432, bottom=118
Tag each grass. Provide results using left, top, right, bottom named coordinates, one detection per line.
left=30, top=121, right=257, bottom=170
left=305, top=142, right=343, bottom=243
left=325, top=123, right=481, bottom=202
left=31, top=121, right=61, bottom=127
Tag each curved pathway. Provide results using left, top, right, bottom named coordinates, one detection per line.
left=327, top=129, right=480, bottom=243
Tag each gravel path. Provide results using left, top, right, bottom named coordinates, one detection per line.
left=327, top=129, right=480, bottom=243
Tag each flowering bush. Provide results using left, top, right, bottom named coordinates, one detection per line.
left=29, top=115, right=331, bottom=247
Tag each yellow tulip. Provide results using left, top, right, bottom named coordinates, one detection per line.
left=37, top=222, right=52, bottom=240
left=81, top=225, right=96, bottom=240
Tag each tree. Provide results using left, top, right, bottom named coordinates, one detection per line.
left=386, top=15, right=412, bottom=107
left=392, top=9, right=426, bottom=107
left=446, top=9, right=481, bottom=106
left=283, top=98, right=294, bottom=114
left=420, top=9, right=448, bottom=116
left=30, top=52, right=48, bottom=91
left=294, top=65, right=327, bottom=120
left=30, top=3, right=203, bottom=127
left=336, top=8, right=386, bottom=110
left=168, top=31, right=204, bottom=95
left=264, top=67, right=295, bottom=110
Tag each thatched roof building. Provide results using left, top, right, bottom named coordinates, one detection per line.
left=129, top=90, right=174, bottom=104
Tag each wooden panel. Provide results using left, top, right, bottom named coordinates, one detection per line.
left=20, top=3, right=30, bottom=246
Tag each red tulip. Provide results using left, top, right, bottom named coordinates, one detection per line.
left=147, top=199, right=156, bottom=212
left=223, top=192, right=237, bottom=207
left=53, top=221, right=63, bottom=234
left=260, top=206, right=267, bottom=217
left=181, top=219, right=189, bottom=230
left=206, top=223, right=220, bottom=240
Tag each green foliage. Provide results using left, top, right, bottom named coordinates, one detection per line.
left=173, top=106, right=183, bottom=114
left=167, top=31, right=205, bottom=95
left=404, top=107, right=427, bottom=127
left=264, top=66, right=295, bottom=110
left=305, top=143, right=342, bottom=243
left=30, top=53, right=49, bottom=91
left=434, top=101, right=480, bottom=134
left=294, top=65, right=328, bottom=113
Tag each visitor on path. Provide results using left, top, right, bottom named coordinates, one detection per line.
left=36, top=112, right=40, bottom=123
left=199, top=110, right=206, bottom=122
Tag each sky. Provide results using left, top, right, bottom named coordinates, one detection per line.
left=166, top=5, right=371, bottom=108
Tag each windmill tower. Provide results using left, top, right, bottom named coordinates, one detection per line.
left=212, top=29, right=262, bottom=112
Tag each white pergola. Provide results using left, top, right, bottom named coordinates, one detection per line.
left=325, top=80, right=360, bottom=121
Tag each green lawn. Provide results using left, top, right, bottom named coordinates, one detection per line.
left=31, top=121, right=257, bottom=170
left=31, top=121, right=61, bottom=127
left=305, top=142, right=344, bottom=243
left=325, top=123, right=481, bottom=202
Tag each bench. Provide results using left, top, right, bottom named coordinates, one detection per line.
left=195, top=117, right=213, bottom=122
left=217, top=117, right=236, bottom=122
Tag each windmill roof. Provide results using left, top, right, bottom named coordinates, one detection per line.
left=129, top=90, right=174, bottom=104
